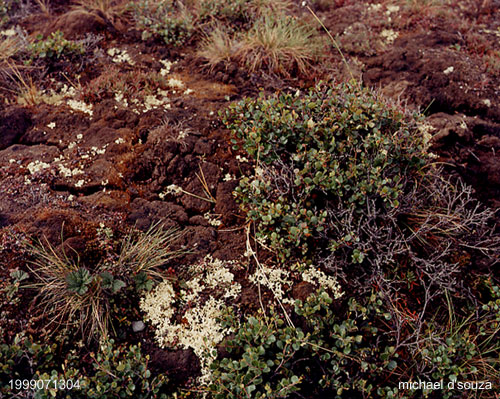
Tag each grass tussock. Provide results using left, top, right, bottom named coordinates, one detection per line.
left=0, top=36, right=24, bottom=85
left=197, top=29, right=237, bottom=69
left=25, top=223, right=183, bottom=341
left=25, top=237, right=110, bottom=340
left=236, top=16, right=322, bottom=76
left=198, top=15, right=323, bottom=76
left=70, top=0, right=127, bottom=27
left=34, top=0, right=51, bottom=15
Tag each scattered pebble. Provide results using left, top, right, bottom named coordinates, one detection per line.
left=132, top=321, right=145, bottom=333
left=443, top=66, right=454, bottom=75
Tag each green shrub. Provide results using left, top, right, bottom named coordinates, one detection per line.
left=394, top=291, right=500, bottom=399
left=29, top=31, right=85, bottom=60
left=209, top=308, right=303, bottom=398
left=0, top=334, right=58, bottom=390
left=129, top=0, right=193, bottom=46
left=38, top=339, right=167, bottom=399
left=224, top=82, right=429, bottom=259
left=208, top=290, right=399, bottom=398
left=294, top=290, right=399, bottom=397
left=210, top=287, right=500, bottom=398
left=482, top=279, right=500, bottom=325
left=194, top=0, right=290, bottom=25
left=1, top=336, right=167, bottom=399
left=0, top=0, right=7, bottom=26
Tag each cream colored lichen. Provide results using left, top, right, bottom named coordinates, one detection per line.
left=302, top=267, right=343, bottom=299
left=140, top=280, right=176, bottom=324
left=159, top=59, right=174, bottom=76
left=57, top=164, right=84, bottom=178
left=203, top=212, right=222, bottom=227
left=140, top=255, right=242, bottom=384
left=163, top=184, right=183, bottom=196
left=235, top=155, right=249, bottom=163
left=249, top=264, right=291, bottom=303
left=381, top=29, right=399, bottom=45
left=168, top=77, right=185, bottom=89
left=223, top=173, right=235, bottom=182
left=0, top=28, right=17, bottom=37
left=386, top=4, right=400, bottom=13
left=67, top=99, right=93, bottom=117
left=143, top=89, right=171, bottom=112
left=26, top=160, right=51, bottom=175
left=368, top=3, right=382, bottom=12
left=107, top=47, right=135, bottom=65
left=443, top=66, right=454, bottom=75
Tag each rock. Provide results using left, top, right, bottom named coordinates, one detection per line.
left=131, top=321, right=145, bottom=333
left=0, top=107, right=32, bottom=150
left=194, top=138, right=213, bottom=155
left=179, top=162, right=221, bottom=213
left=0, top=144, right=60, bottom=165
left=149, top=347, right=200, bottom=385
left=215, top=181, right=239, bottom=225
left=21, top=209, right=86, bottom=245
left=51, top=10, right=107, bottom=39
left=127, top=198, right=187, bottom=230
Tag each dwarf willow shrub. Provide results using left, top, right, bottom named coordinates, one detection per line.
left=129, top=0, right=193, bottom=46
left=224, top=82, right=429, bottom=259
left=1, top=337, right=167, bottom=399
left=0, top=0, right=7, bottom=26
left=208, top=290, right=398, bottom=398
left=29, top=31, right=85, bottom=60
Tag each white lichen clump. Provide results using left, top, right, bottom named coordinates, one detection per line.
left=26, top=160, right=51, bottom=175
left=203, top=212, right=222, bottom=227
left=140, top=255, right=242, bottom=384
left=143, top=92, right=171, bottom=112
left=249, top=265, right=292, bottom=303
left=159, top=59, right=174, bottom=76
left=57, top=164, right=84, bottom=178
left=386, top=4, right=400, bottom=13
left=107, top=47, right=135, bottom=65
left=168, top=77, right=185, bottom=89
left=164, top=184, right=183, bottom=196
left=0, top=28, right=17, bottom=37
left=381, top=29, right=399, bottom=44
left=443, top=66, right=454, bottom=75
left=235, top=154, right=249, bottom=163
left=223, top=173, right=235, bottom=182
left=302, top=267, right=343, bottom=299
left=368, top=3, right=382, bottom=12
left=67, top=99, right=93, bottom=117
left=182, top=255, right=241, bottom=302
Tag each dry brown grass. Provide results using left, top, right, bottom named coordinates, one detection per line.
left=25, top=236, right=110, bottom=340
left=71, top=0, right=127, bottom=26
left=197, top=29, right=238, bottom=70
left=0, top=36, right=22, bottom=83
left=7, top=65, right=44, bottom=106
left=235, top=15, right=323, bottom=76
left=34, top=0, right=51, bottom=16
